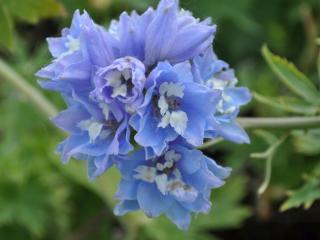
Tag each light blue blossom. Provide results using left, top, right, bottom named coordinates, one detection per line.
left=114, top=141, right=231, bottom=230
left=110, top=0, right=216, bottom=67
left=37, top=10, right=118, bottom=95
left=91, top=57, right=146, bottom=113
left=36, top=0, right=252, bottom=230
left=193, top=47, right=252, bottom=143
left=130, top=61, right=220, bottom=155
left=53, top=96, right=132, bottom=180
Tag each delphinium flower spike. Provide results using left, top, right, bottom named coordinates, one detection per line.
left=37, top=0, right=251, bottom=230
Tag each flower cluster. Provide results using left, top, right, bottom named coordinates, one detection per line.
left=37, top=0, right=251, bottom=230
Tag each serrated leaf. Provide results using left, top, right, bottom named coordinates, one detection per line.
left=254, top=92, right=319, bottom=115
left=3, top=0, right=65, bottom=24
left=281, top=177, right=320, bottom=211
left=0, top=5, right=13, bottom=50
left=262, top=45, right=320, bottom=105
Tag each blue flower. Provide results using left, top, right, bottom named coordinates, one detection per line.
left=130, top=61, right=220, bottom=155
left=36, top=10, right=119, bottom=95
left=53, top=96, right=132, bottom=180
left=36, top=0, right=252, bottom=230
left=91, top=57, right=146, bottom=113
left=110, top=0, right=216, bottom=67
left=193, top=47, right=252, bottom=143
left=114, top=141, right=231, bottom=230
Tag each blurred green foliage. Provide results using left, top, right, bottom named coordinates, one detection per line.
left=0, top=0, right=320, bottom=239
left=0, top=0, right=64, bottom=50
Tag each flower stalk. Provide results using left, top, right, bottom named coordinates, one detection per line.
left=0, top=58, right=58, bottom=118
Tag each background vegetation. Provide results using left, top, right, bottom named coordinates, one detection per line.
left=0, top=0, right=320, bottom=239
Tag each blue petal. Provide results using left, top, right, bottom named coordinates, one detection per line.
left=174, top=146, right=202, bottom=174
left=145, top=1, right=178, bottom=66
left=134, top=107, right=177, bottom=155
left=88, top=155, right=113, bottom=180
left=116, top=149, right=146, bottom=181
left=224, top=87, right=252, bottom=107
left=47, top=37, right=67, bottom=58
left=58, top=134, right=89, bottom=163
left=52, top=104, right=89, bottom=133
left=82, top=23, right=118, bottom=67
left=115, top=180, right=139, bottom=200
left=215, top=120, right=250, bottom=144
left=186, top=168, right=225, bottom=193
left=181, top=194, right=211, bottom=214
left=114, top=200, right=140, bottom=216
left=167, top=25, right=216, bottom=63
left=205, top=157, right=232, bottom=180
left=137, top=182, right=173, bottom=218
left=118, top=9, right=154, bottom=60
left=172, top=61, right=193, bottom=83
left=165, top=201, right=191, bottom=231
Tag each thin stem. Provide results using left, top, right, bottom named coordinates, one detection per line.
left=255, top=134, right=289, bottom=195
left=200, top=117, right=320, bottom=149
left=198, top=138, right=223, bottom=150
left=238, top=117, right=320, bottom=129
left=0, top=58, right=58, bottom=118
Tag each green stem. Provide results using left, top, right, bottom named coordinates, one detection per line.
left=0, top=58, right=58, bottom=118
left=253, top=134, right=289, bottom=195
left=200, top=116, right=320, bottom=149
left=238, top=117, right=320, bottom=129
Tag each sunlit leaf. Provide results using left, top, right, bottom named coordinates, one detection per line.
left=89, top=0, right=111, bottom=9
left=262, top=45, right=320, bottom=105
left=2, top=0, right=65, bottom=24
left=254, top=92, right=319, bottom=115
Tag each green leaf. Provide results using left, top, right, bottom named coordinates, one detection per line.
left=192, top=176, right=251, bottom=230
left=317, top=51, right=320, bottom=83
left=145, top=217, right=220, bottom=240
left=253, top=129, right=278, bottom=145
left=0, top=5, right=13, bottom=50
left=292, top=129, right=320, bottom=156
left=262, top=45, right=320, bottom=105
left=254, top=92, right=319, bottom=115
left=281, top=177, right=320, bottom=211
left=3, top=0, right=65, bottom=24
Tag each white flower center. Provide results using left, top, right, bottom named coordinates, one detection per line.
left=78, top=119, right=104, bottom=142
left=134, top=166, right=157, bottom=183
left=78, top=103, right=117, bottom=142
left=66, top=35, right=81, bottom=53
left=206, top=77, right=228, bottom=90
left=216, top=92, right=236, bottom=115
left=157, top=82, right=188, bottom=135
left=58, top=35, right=81, bottom=59
left=106, top=69, right=132, bottom=98
left=133, top=150, right=197, bottom=200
